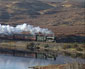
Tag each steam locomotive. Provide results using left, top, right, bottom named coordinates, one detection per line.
left=0, top=33, right=56, bottom=42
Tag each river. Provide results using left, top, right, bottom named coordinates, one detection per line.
left=0, top=54, right=85, bottom=69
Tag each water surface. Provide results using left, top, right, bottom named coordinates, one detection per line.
left=0, top=55, right=85, bottom=69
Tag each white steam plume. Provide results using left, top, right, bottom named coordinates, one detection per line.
left=0, top=23, right=53, bottom=35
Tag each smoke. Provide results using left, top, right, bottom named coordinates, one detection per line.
left=0, top=23, right=53, bottom=35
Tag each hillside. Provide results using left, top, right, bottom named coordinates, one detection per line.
left=0, top=0, right=85, bottom=36
left=0, top=0, right=54, bottom=20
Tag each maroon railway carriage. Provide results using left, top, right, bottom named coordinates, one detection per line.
left=0, top=33, right=55, bottom=42
left=13, top=34, right=36, bottom=41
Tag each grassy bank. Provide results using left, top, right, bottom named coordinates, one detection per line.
left=0, top=41, right=85, bottom=59
left=29, top=62, right=85, bottom=69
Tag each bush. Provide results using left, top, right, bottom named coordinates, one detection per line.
left=63, top=44, right=72, bottom=49
left=76, top=47, right=83, bottom=51
left=72, top=43, right=79, bottom=48
left=27, top=42, right=35, bottom=49
left=44, top=44, right=49, bottom=48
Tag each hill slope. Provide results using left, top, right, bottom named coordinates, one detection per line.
left=0, top=0, right=85, bottom=36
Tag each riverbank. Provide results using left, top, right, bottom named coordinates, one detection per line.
left=0, top=41, right=85, bottom=59
left=29, top=63, right=85, bottom=69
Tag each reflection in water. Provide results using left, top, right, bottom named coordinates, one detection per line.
left=0, top=55, right=85, bottom=69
